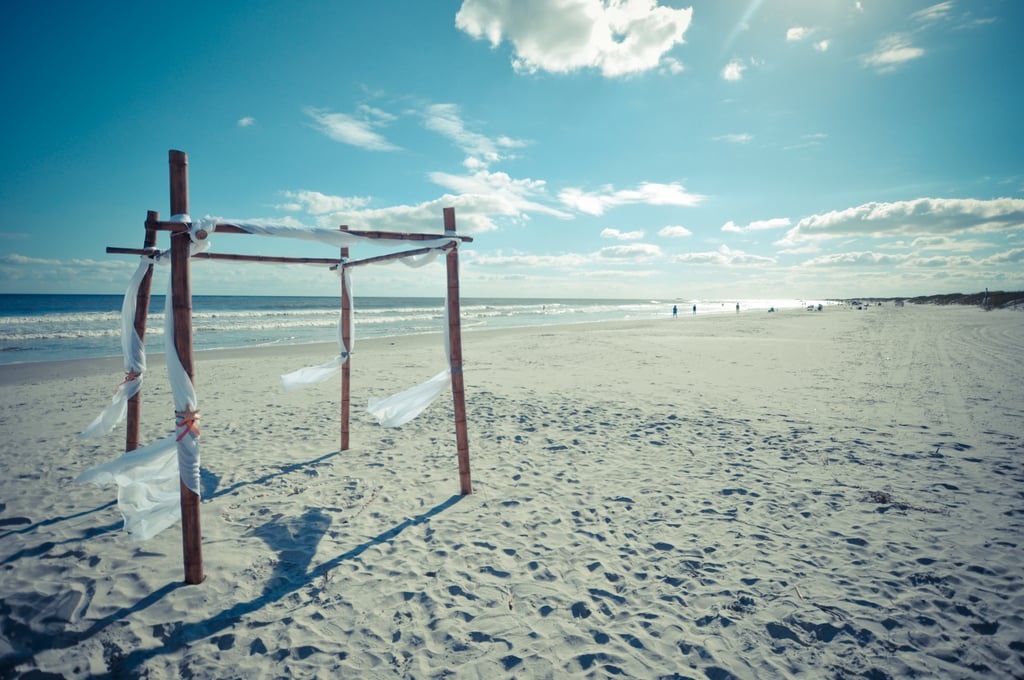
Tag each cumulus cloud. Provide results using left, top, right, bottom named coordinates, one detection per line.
left=660, top=57, right=684, bottom=75
left=601, top=228, right=644, bottom=240
left=277, top=190, right=372, bottom=215
left=0, top=254, right=59, bottom=266
left=559, top=181, right=706, bottom=216
left=672, top=245, right=774, bottom=266
left=599, top=243, right=662, bottom=260
left=455, top=0, right=694, bottom=77
left=429, top=168, right=572, bottom=222
left=721, top=217, right=791, bottom=233
left=658, top=225, right=692, bottom=237
left=985, top=247, right=1024, bottom=265
left=861, top=34, right=924, bottom=72
left=473, top=251, right=590, bottom=268
left=722, top=59, right=746, bottom=80
left=801, top=251, right=912, bottom=267
left=815, top=39, right=831, bottom=52
left=305, top=106, right=400, bottom=151
left=308, top=194, right=501, bottom=234
left=777, top=197, right=1024, bottom=246
left=423, top=103, right=527, bottom=166
left=786, top=26, right=814, bottom=42
left=237, top=116, right=255, bottom=127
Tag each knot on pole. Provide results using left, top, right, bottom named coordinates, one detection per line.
left=116, top=372, right=142, bottom=393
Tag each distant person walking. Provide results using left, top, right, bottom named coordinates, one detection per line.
left=735, top=302, right=739, bottom=314
left=672, top=305, right=678, bottom=318
left=692, top=304, right=696, bottom=316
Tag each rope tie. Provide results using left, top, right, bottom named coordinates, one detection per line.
left=115, top=372, right=141, bottom=393
left=175, top=407, right=201, bottom=441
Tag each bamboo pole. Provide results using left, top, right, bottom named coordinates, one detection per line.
left=125, top=212, right=158, bottom=452
left=340, top=226, right=350, bottom=452
left=443, top=208, right=472, bottom=495
left=169, top=150, right=204, bottom=585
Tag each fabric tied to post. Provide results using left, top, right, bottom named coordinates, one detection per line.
left=281, top=267, right=353, bottom=390
left=77, top=238, right=204, bottom=540
left=78, top=257, right=153, bottom=439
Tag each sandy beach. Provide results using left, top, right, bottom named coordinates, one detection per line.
left=1, top=303, right=1022, bottom=678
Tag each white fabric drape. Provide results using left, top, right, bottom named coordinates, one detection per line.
left=76, top=435, right=180, bottom=541
left=78, top=258, right=153, bottom=439
left=281, top=267, right=353, bottom=390
left=367, top=252, right=455, bottom=427
left=222, top=219, right=456, bottom=252
left=163, top=280, right=201, bottom=495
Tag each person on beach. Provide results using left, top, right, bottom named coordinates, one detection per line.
left=736, top=302, right=739, bottom=314
left=692, top=304, right=696, bottom=316
left=672, top=304, right=678, bottom=318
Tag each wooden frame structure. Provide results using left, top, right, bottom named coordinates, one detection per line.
left=107, top=150, right=473, bottom=584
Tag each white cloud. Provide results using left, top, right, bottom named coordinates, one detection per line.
left=722, top=59, right=746, bottom=81
left=601, top=228, right=645, bottom=240
left=237, top=116, right=255, bottom=128
left=786, top=26, right=813, bottom=42
left=304, top=106, right=400, bottom=151
left=659, top=225, right=692, bottom=237
left=721, top=217, right=791, bottom=233
left=713, top=133, right=752, bottom=144
left=802, top=251, right=912, bottom=267
left=0, top=254, right=59, bottom=266
left=814, top=39, right=831, bottom=52
left=778, top=197, right=1024, bottom=246
left=599, top=243, right=662, bottom=260
left=474, top=250, right=590, bottom=268
left=311, top=194, right=498, bottom=234
left=429, top=168, right=572, bottom=222
left=423, top=103, right=526, bottom=167
left=277, top=190, right=372, bottom=215
left=660, top=57, right=684, bottom=75
left=456, top=0, right=694, bottom=77
left=912, top=1, right=954, bottom=24
left=672, top=244, right=774, bottom=266
left=985, top=247, right=1024, bottom=265
left=559, top=181, right=707, bottom=216
left=861, top=34, right=924, bottom=72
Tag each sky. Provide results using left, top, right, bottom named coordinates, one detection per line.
left=1, top=0, right=1022, bottom=300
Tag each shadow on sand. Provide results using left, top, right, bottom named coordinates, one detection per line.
left=1, top=492, right=463, bottom=678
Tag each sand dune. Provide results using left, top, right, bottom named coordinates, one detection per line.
left=1, top=303, right=1022, bottom=678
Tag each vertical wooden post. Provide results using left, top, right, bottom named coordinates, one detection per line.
left=125, top=211, right=159, bottom=452
left=340, top=226, right=351, bottom=452
left=443, top=208, right=472, bottom=495
left=169, top=150, right=204, bottom=585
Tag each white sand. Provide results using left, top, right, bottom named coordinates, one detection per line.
left=1, top=304, right=1022, bottom=678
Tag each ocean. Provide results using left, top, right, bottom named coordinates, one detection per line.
left=0, top=294, right=832, bottom=365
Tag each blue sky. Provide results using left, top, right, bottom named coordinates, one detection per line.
left=1, top=0, right=1021, bottom=300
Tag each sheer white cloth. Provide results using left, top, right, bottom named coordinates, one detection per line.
left=78, top=257, right=153, bottom=439
left=281, top=268, right=353, bottom=390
